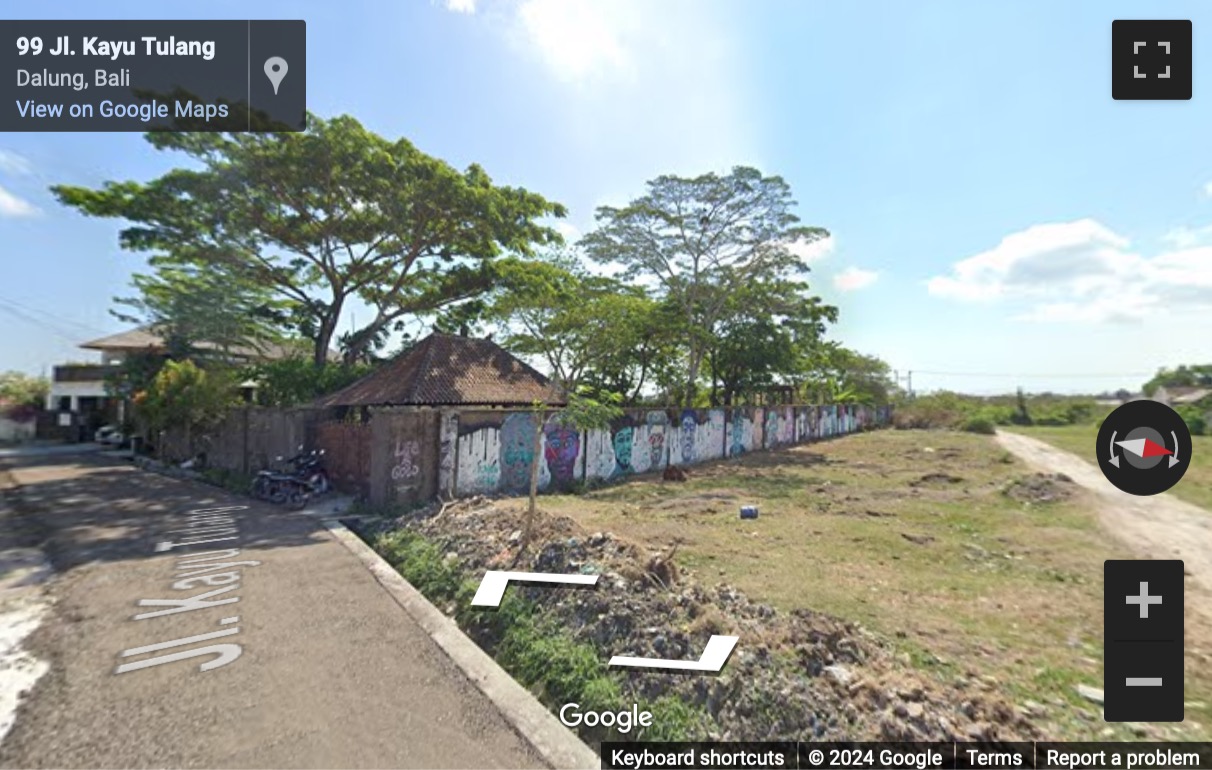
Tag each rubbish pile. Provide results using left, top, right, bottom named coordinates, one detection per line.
left=359, top=497, right=1040, bottom=742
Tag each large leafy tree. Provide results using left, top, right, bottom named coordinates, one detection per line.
left=488, top=255, right=678, bottom=403
left=801, top=343, right=896, bottom=405
left=113, top=264, right=289, bottom=361
left=706, top=279, right=837, bottom=406
left=52, top=115, right=567, bottom=365
left=581, top=166, right=828, bottom=406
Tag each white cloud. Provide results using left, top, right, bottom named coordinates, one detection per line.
left=927, top=218, right=1212, bottom=323
left=1162, top=224, right=1212, bottom=249
left=515, top=0, right=633, bottom=84
left=1203, top=180, right=1212, bottom=198
left=0, top=185, right=39, bottom=217
left=787, top=234, right=834, bottom=263
left=834, top=267, right=879, bottom=292
left=554, top=220, right=581, bottom=243
left=443, top=0, right=476, bottom=14
left=0, top=150, right=32, bottom=176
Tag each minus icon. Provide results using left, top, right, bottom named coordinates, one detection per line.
left=1126, top=677, right=1163, bottom=686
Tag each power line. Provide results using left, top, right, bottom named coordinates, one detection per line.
left=0, top=301, right=84, bottom=345
left=0, top=295, right=107, bottom=338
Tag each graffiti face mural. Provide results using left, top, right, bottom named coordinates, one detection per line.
left=544, top=420, right=580, bottom=486
left=765, top=409, right=780, bottom=448
left=647, top=430, right=665, bottom=468
left=730, top=409, right=746, bottom=456
left=499, top=412, right=535, bottom=492
left=679, top=409, right=698, bottom=464
left=612, top=421, right=635, bottom=476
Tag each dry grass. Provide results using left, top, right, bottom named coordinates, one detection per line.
left=528, top=429, right=1212, bottom=740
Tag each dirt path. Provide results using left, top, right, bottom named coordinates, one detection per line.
left=996, top=430, right=1212, bottom=601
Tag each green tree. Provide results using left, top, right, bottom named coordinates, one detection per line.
left=489, top=255, right=680, bottom=404
left=705, top=279, right=837, bottom=406
left=135, top=359, right=238, bottom=459
left=801, top=345, right=895, bottom=406
left=244, top=358, right=373, bottom=407
left=113, top=264, right=290, bottom=360
left=581, top=166, right=828, bottom=406
left=1142, top=365, right=1212, bottom=397
left=52, top=115, right=567, bottom=365
left=0, top=371, right=49, bottom=408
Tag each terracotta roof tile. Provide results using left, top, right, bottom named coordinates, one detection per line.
left=315, top=333, right=565, bottom=407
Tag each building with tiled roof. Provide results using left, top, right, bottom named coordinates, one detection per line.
left=315, top=332, right=565, bottom=408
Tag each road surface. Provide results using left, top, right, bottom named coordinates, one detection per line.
left=0, top=452, right=547, bottom=769
left=996, top=430, right=1212, bottom=605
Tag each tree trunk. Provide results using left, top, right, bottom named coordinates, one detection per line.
left=518, top=409, right=546, bottom=559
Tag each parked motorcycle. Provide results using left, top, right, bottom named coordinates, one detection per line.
left=251, top=446, right=330, bottom=510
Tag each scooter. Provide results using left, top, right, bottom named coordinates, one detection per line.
left=251, top=447, right=330, bottom=510
left=252, top=448, right=309, bottom=507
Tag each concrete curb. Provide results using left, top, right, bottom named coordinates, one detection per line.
left=303, top=504, right=600, bottom=770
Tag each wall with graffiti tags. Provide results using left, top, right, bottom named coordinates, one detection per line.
left=447, top=404, right=891, bottom=499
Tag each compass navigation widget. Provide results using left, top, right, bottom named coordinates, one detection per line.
left=1097, top=400, right=1193, bottom=496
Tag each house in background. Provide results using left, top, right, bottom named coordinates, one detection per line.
left=44, top=325, right=314, bottom=438
left=314, top=331, right=566, bottom=410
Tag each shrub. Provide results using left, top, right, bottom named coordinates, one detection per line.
left=961, top=416, right=997, bottom=435
left=1176, top=405, right=1207, bottom=436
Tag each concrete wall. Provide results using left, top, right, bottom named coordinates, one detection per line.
left=164, top=406, right=324, bottom=467
left=0, top=417, right=35, bottom=442
left=445, top=404, right=890, bottom=499
left=190, top=402, right=889, bottom=507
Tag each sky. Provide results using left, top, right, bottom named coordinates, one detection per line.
left=2, top=0, right=1212, bottom=395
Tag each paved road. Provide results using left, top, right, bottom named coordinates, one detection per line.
left=0, top=453, right=546, bottom=769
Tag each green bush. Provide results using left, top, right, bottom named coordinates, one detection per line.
left=961, top=416, right=997, bottom=435
left=1176, top=405, right=1208, bottom=436
left=894, top=392, right=1104, bottom=431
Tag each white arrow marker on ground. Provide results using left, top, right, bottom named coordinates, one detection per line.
left=470, top=570, right=599, bottom=607
left=609, top=635, right=739, bottom=672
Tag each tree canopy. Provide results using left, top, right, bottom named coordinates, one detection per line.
left=581, top=166, right=829, bottom=406
left=53, top=114, right=567, bottom=365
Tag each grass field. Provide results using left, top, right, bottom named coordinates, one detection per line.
left=1006, top=423, right=1212, bottom=512
left=529, top=430, right=1212, bottom=740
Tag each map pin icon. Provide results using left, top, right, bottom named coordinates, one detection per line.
left=264, top=57, right=288, bottom=95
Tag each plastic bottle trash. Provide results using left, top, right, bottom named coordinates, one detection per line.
left=740, top=505, right=759, bottom=519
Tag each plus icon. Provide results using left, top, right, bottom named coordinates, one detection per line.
left=1112, top=20, right=1192, bottom=100
left=1126, top=581, right=1163, bottom=618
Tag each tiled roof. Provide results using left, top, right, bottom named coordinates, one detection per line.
left=79, top=325, right=324, bottom=362
left=315, top=333, right=565, bottom=407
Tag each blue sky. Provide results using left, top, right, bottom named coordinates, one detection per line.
left=3, top=0, right=1212, bottom=394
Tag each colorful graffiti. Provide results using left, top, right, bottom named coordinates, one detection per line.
left=611, top=416, right=636, bottom=477
left=544, top=417, right=581, bottom=488
left=451, top=404, right=890, bottom=498
left=499, top=412, right=536, bottom=492
left=729, top=408, right=748, bottom=457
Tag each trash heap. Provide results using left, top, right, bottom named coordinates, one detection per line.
left=359, top=496, right=1040, bottom=743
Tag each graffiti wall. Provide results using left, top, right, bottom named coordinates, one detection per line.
left=448, top=404, right=891, bottom=498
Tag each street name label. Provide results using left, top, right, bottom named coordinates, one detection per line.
left=1, top=20, right=306, bottom=132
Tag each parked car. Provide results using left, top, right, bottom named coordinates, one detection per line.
left=94, top=425, right=125, bottom=446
